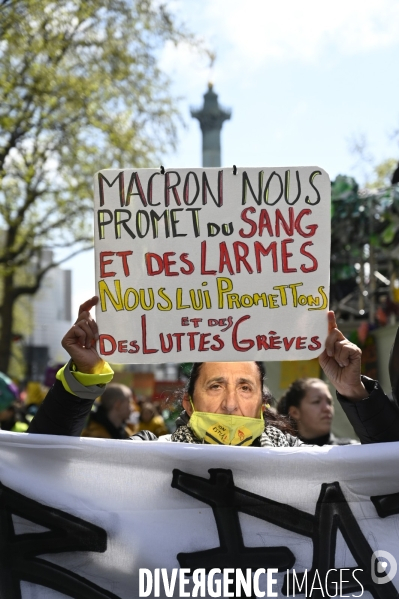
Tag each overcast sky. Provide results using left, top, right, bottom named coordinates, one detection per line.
left=65, top=0, right=399, bottom=316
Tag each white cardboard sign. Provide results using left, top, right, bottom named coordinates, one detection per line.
left=94, top=167, right=330, bottom=363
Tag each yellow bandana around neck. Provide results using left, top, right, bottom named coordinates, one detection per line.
left=189, top=401, right=265, bottom=446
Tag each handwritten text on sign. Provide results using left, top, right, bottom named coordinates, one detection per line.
left=94, top=167, right=331, bottom=363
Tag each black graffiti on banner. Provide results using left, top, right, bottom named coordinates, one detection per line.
left=172, top=469, right=398, bottom=599
left=370, top=491, right=399, bottom=518
left=0, top=481, right=121, bottom=599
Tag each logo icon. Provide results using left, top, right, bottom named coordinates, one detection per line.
left=371, top=550, right=397, bottom=584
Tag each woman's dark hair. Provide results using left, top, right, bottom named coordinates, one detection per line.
left=187, top=361, right=295, bottom=435
left=277, top=377, right=321, bottom=416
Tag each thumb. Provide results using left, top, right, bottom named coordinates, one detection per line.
left=327, top=310, right=338, bottom=334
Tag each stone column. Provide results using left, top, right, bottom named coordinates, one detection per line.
left=191, top=83, right=231, bottom=167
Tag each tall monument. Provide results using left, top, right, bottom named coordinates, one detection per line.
left=191, top=83, right=231, bottom=167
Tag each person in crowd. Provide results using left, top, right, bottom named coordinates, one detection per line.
left=82, top=383, right=135, bottom=439
left=28, top=297, right=399, bottom=445
left=137, top=401, right=169, bottom=438
left=0, top=371, right=26, bottom=431
left=277, top=378, right=357, bottom=446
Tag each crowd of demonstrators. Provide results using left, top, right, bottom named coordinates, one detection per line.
left=82, top=383, right=136, bottom=440
left=0, top=371, right=31, bottom=432
left=80, top=385, right=170, bottom=440
left=0, top=345, right=171, bottom=440
left=27, top=296, right=399, bottom=446
left=277, top=378, right=357, bottom=446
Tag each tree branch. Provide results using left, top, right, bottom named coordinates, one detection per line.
left=11, top=245, right=93, bottom=300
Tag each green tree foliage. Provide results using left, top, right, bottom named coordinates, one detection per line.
left=330, top=170, right=399, bottom=321
left=366, top=159, right=398, bottom=190
left=0, top=0, right=199, bottom=373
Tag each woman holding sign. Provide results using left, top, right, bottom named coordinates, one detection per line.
left=28, top=297, right=399, bottom=445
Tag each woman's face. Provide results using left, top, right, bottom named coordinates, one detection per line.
left=184, top=361, right=263, bottom=418
left=289, top=381, right=334, bottom=439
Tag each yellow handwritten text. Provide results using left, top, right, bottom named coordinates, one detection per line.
left=216, top=278, right=327, bottom=310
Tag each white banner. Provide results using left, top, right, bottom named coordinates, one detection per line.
left=94, top=167, right=331, bottom=363
left=1, top=431, right=398, bottom=599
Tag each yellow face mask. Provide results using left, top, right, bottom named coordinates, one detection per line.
left=188, top=400, right=265, bottom=446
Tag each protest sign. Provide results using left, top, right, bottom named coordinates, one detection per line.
left=94, top=167, right=331, bottom=363
left=1, top=432, right=398, bottom=599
